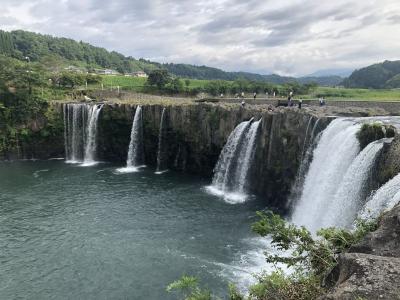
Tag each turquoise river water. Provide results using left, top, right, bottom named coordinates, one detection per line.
left=0, top=160, right=270, bottom=299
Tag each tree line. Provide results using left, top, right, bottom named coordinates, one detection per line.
left=146, top=69, right=317, bottom=96
left=0, top=29, right=341, bottom=87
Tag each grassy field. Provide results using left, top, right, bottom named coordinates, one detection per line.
left=97, top=75, right=400, bottom=101
left=100, top=75, right=147, bottom=92
left=307, top=87, right=400, bottom=101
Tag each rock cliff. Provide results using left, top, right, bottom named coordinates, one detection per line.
left=323, top=204, right=400, bottom=299
left=95, top=103, right=332, bottom=208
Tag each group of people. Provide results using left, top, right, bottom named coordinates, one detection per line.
left=237, top=91, right=326, bottom=109
left=235, top=91, right=277, bottom=100
left=285, top=91, right=303, bottom=109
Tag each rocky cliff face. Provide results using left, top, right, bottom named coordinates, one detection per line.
left=94, top=103, right=332, bottom=208
left=376, top=133, right=400, bottom=185
left=0, top=103, right=64, bottom=160
left=323, top=204, right=400, bottom=299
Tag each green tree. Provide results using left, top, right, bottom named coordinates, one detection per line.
left=58, top=72, right=85, bottom=88
left=147, top=69, right=171, bottom=89
left=165, top=78, right=184, bottom=94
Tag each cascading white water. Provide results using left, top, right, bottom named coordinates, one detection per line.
left=63, top=104, right=69, bottom=160
left=206, top=118, right=260, bottom=204
left=359, top=172, right=400, bottom=220
left=236, top=120, right=261, bottom=194
left=211, top=120, right=252, bottom=189
left=71, top=104, right=83, bottom=162
left=63, top=103, right=103, bottom=166
left=155, top=108, right=168, bottom=174
left=82, top=104, right=104, bottom=166
left=117, top=106, right=144, bottom=173
left=287, top=118, right=322, bottom=210
left=300, top=116, right=314, bottom=159
left=320, top=138, right=388, bottom=228
left=291, top=119, right=362, bottom=232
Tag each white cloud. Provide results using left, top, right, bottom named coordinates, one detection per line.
left=0, top=0, right=399, bottom=76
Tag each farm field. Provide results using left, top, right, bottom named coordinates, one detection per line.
left=96, top=75, right=400, bottom=101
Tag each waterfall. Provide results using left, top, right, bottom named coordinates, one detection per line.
left=117, top=106, right=144, bottom=173
left=206, top=118, right=261, bottom=204
left=82, top=104, right=104, bottom=166
left=287, top=118, right=322, bottom=210
left=155, top=108, right=168, bottom=174
left=63, top=103, right=103, bottom=166
left=291, top=119, right=362, bottom=231
left=300, top=116, right=314, bottom=159
left=320, top=138, right=388, bottom=228
left=290, top=117, right=397, bottom=232
left=236, top=120, right=261, bottom=194
left=63, top=104, right=69, bottom=160
left=70, top=103, right=84, bottom=162
left=359, top=171, right=400, bottom=220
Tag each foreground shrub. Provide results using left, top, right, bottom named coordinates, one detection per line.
left=168, top=212, right=378, bottom=300
left=166, top=276, right=211, bottom=300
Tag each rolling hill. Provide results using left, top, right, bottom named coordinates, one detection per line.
left=0, top=29, right=342, bottom=86
left=343, top=60, right=400, bottom=89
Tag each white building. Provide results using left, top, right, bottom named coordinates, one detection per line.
left=131, top=71, right=148, bottom=78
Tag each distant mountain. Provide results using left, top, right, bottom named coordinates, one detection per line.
left=0, top=29, right=342, bottom=86
left=298, top=76, right=343, bottom=86
left=308, top=68, right=353, bottom=78
left=160, top=63, right=342, bottom=86
left=343, top=60, right=400, bottom=89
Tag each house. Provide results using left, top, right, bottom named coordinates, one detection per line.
left=95, top=69, right=119, bottom=75
left=64, top=66, right=87, bottom=73
left=131, top=71, right=148, bottom=78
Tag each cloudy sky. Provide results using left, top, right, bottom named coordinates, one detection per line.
left=1, top=0, right=400, bottom=76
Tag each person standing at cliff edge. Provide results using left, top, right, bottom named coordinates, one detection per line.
left=288, top=91, right=293, bottom=106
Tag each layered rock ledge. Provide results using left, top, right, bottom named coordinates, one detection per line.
left=323, top=204, right=400, bottom=299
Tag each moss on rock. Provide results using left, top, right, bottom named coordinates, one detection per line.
left=357, top=123, right=386, bottom=149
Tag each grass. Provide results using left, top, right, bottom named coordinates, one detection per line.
left=304, top=87, right=400, bottom=101
left=87, top=75, right=400, bottom=102
left=100, top=75, right=147, bottom=92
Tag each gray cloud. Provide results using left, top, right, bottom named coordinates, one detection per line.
left=0, top=0, right=399, bottom=76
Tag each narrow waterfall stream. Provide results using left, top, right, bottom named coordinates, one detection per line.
left=63, top=103, right=102, bottom=166
left=359, top=172, right=400, bottom=220
left=82, top=104, right=104, bottom=166
left=117, top=106, right=144, bottom=173
left=236, top=120, right=261, bottom=194
left=155, top=108, right=168, bottom=174
left=206, top=118, right=261, bottom=204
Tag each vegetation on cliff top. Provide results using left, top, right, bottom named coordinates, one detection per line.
left=357, top=122, right=396, bottom=150
left=0, top=55, right=62, bottom=157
